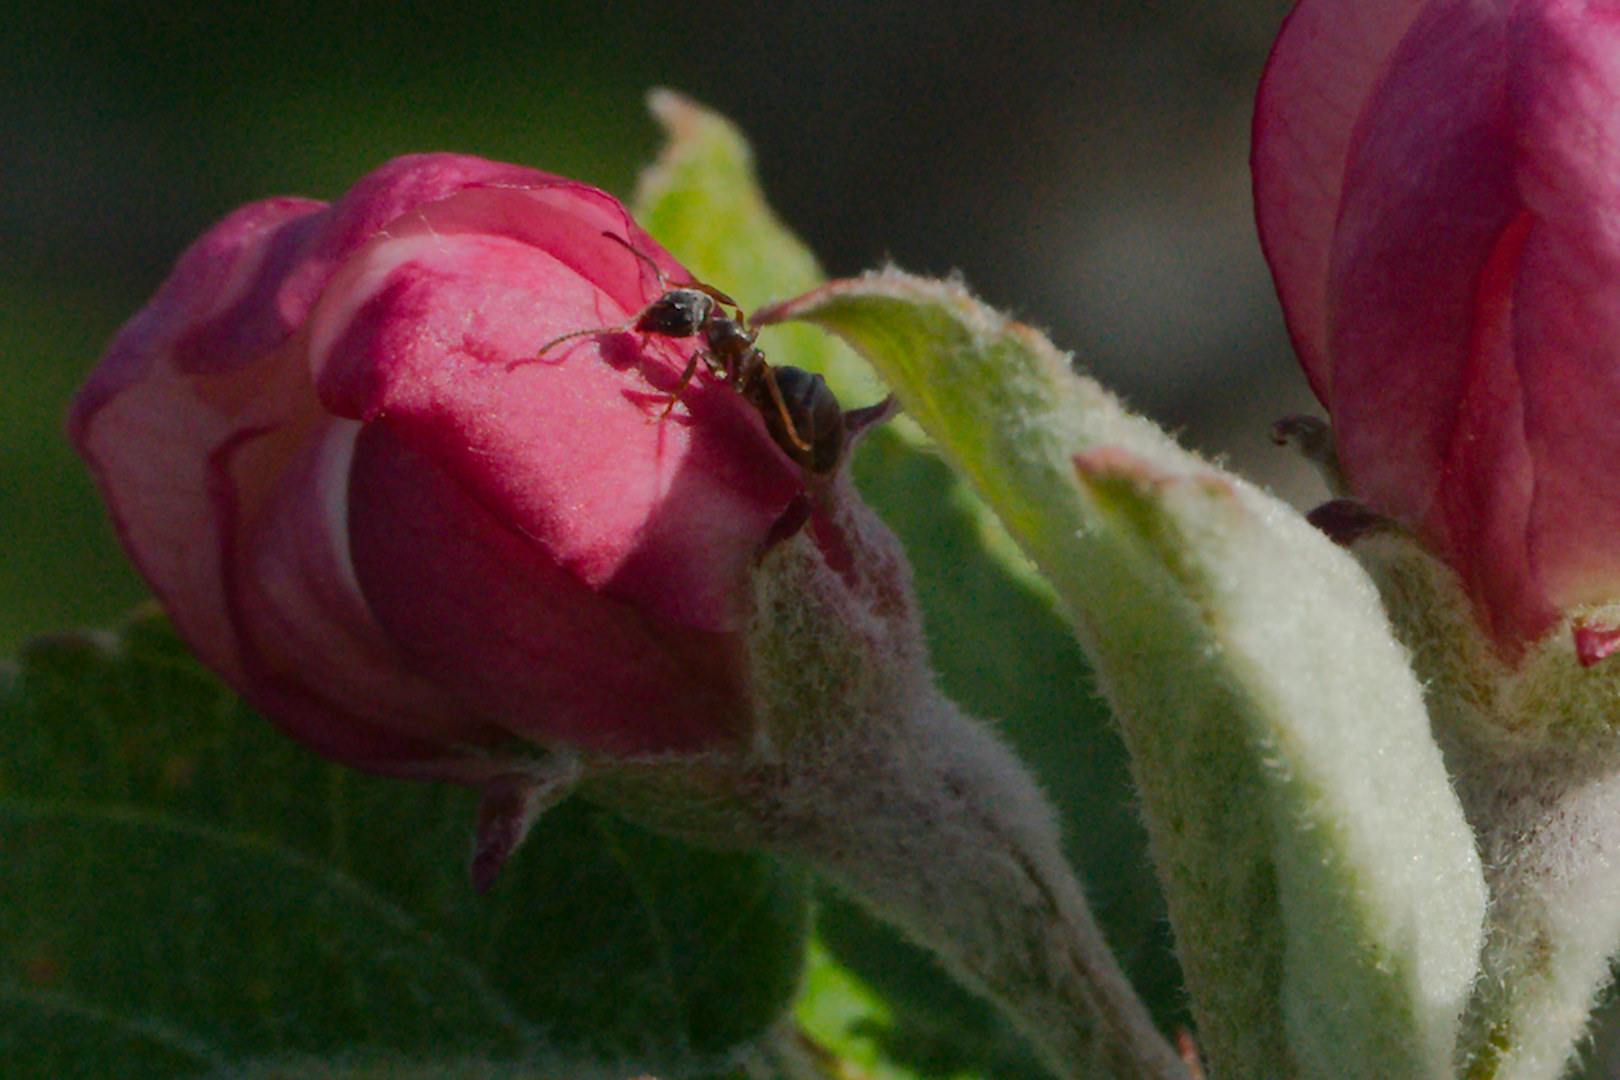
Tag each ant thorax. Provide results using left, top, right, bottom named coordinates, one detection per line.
left=702, top=318, right=759, bottom=367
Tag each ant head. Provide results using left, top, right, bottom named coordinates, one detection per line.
left=634, top=288, right=716, bottom=338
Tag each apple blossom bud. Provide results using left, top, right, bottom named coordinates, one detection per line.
left=70, top=153, right=811, bottom=786
left=1258, top=7, right=1620, bottom=1074
left=1254, top=0, right=1620, bottom=658
left=71, top=152, right=1189, bottom=1077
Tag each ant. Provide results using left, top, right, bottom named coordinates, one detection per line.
left=534, top=233, right=846, bottom=475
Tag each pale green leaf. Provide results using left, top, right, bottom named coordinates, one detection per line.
left=762, top=270, right=1487, bottom=1080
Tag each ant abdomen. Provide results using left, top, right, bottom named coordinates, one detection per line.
left=760, top=366, right=845, bottom=475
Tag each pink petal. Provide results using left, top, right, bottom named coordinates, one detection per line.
left=275, top=154, right=589, bottom=328
left=309, top=224, right=801, bottom=633
left=1327, top=0, right=1518, bottom=528
left=345, top=423, right=752, bottom=755
left=69, top=198, right=327, bottom=687
left=222, top=420, right=518, bottom=775
left=1508, top=0, right=1620, bottom=618
left=1253, top=0, right=1430, bottom=400
left=1433, top=211, right=1542, bottom=648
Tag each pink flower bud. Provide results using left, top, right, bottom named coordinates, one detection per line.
left=70, top=154, right=809, bottom=781
left=1254, top=0, right=1620, bottom=656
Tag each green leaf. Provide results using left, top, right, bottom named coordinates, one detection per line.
left=761, top=270, right=1488, bottom=1080
left=0, top=613, right=809, bottom=1078
left=632, top=94, right=1181, bottom=1076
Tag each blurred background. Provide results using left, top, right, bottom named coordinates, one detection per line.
left=0, top=0, right=1316, bottom=652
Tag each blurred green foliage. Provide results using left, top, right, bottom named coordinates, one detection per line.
left=0, top=615, right=809, bottom=1077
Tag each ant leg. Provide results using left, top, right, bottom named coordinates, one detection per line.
left=686, top=280, right=740, bottom=311
left=512, top=324, right=620, bottom=372
left=760, top=366, right=814, bottom=452
left=659, top=349, right=708, bottom=418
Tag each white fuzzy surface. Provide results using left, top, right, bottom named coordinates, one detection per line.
left=1364, top=535, right=1620, bottom=1080
left=772, top=268, right=1486, bottom=1080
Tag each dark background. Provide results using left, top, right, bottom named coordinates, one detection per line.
left=0, top=0, right=1318, bottom=651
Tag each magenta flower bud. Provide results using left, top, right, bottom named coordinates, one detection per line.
left=1254, top=0, right=1620, bottom=657
left=65, top=146, right=1205, bottom=1072
left=70, top=154, right=809, bottom=782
